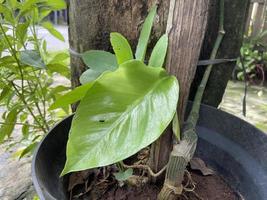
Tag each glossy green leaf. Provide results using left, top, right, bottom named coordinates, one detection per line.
left=81, top=50, right=118, bottom=72
left=0, top=108, right=18, bottom=143
left=20, top=50, right=46, bottom=69
left=49, top=82, right=93, bottom=110
left=110, top=32, right=133, bottom=65
left=135, top=5, right=157, bottom=61
left=42, top=21, right=65, bottom=42
left=61, top=60, right=179, bottom=175
left=114, top=168, right=133, bottom=181
left=149, top=34, right=168, bottom=68
left=79, top=69, right=102, bottom=85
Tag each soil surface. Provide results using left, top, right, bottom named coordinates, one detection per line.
left=72, top=171, right=241, bottom=200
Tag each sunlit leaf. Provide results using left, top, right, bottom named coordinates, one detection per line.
left=19, top=142, right=38, bottom=158
left=0, top=4, right=14, bottom=24
left=81, top=50, right=118, bottom=72
left=48, top=52, right=69, bottom=64
left=42, top=21, right=65, bottom=42
left=49, top=82, right=93, bottom=110
left=39, top=0, right=66, bottom=10
left=61, top=60, right=179, bottom=175
left=149, top=34, right=168, bottom=68
left=20, top=50, right=45, bottom=69
left=0, top=108, right=18, bottom=143
left=135, top=5, right=157, bottom=61
left=110, top=32, right=133, bottom=65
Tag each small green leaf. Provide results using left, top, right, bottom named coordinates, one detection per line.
left=42, top=21, right=65, bottom=42
left=19, top=0, right=38, bottom=14
left=0, top=4, right=14, bottom=24
left=48, top=52, right=69, bottom=64
left=49, top=82, right=93, bottom=110
left=47, top=85, right=70, bottom=99
left=81, top=50, right=118, bottom=72
left=172, top=112, right=180, bottom=141
left=0, top=108, right=18, bottom=143
left=149, top=34, right=168, bottom=68
left=47, top=64, right=70, bottom=78
left=135, top=5, right=157, bottom=61
left=114, top=168, right=133, bottom=181
left=22, top=122, right=29, bottom=138
left=110, top=32, right=133, bottom=65
left=79, top=69, right=102, bottom=85
left=40, top=0, right=66, bottom=10
left=38, top=8, right=51, bottom=22
left=16, top=22, right=30, bottom=44
left=0, top=86, right=11, bottom=103
left=20, top=50, right=46, bottom=69
left=19, top=142, right=38, bottom=158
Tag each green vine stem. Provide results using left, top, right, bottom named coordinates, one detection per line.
left=158, top=0, right=225, bottom=199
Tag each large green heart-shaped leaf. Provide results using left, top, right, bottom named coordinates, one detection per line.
left=61, top=60, right=179, bottom=175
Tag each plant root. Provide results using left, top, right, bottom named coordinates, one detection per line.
left=122, top=162, right=167, bottom=177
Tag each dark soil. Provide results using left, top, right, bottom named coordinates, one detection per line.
left=71, top=170, right=241, bottom=200
left=187, top=172, right=241, bottom=200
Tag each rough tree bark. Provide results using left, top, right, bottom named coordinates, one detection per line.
left=189, top=0, right=250, bottom=107
left=148, top=0, right=210, bottom=179
left=68, top=0, right=169, bottom=89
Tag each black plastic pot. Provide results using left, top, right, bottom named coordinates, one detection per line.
left=32, top=103, right=267, bottom=200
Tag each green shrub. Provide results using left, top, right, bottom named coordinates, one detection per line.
left=0, top=0, right=70, bottom=157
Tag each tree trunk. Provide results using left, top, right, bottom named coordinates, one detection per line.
left=68, top=0, right=169, bottom=89
left=189, top=0, right=250, bottom=107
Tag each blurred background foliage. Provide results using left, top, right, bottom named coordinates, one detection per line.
left=0, top=0, right=70, bottom=158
